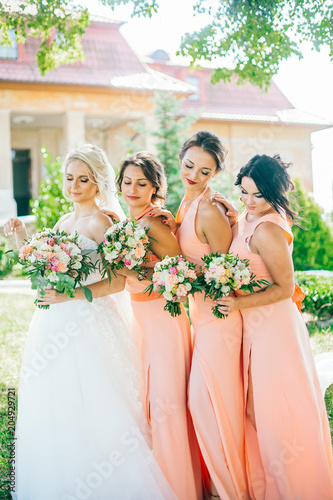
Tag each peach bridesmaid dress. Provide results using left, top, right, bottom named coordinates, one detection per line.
left=125, top=207, right=202, bottom=500
left=176, top=188, right=249, bottom=500
left=230, top=211, right=333, bottom=500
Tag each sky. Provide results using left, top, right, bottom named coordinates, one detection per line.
left=83, top=0, right=333, bottom=213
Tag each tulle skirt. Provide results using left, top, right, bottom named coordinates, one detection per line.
left=12, top=294, right=176, bottom=500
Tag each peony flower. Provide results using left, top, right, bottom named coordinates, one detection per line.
left=57, top=262, right=68, bottom=273
left=176, top=284, right=187, bottom=297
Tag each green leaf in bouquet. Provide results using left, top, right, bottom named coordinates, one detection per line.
left=164, top=301, right=181, bottom=317
left=81, top=249, right=95, bottom=256
left=31, top=274, right=48, bottom=290
left=212, top=304, right=227, bottom=320
left=143, top=283, right=155, bottom=296
left=82, top=285, right=93, bottom=303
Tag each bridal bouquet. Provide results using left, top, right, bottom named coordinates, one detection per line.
left=18, top=229, right=96, bottom=309
left=200, top=252, right=270, bottom=318
left=99, top=219, right=153, bottom=279
left=145, top=255, right=203, bottom=317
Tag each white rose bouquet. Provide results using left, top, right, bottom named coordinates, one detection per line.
left=18, top=229, right=96, bottom=309
left=200, top=252, right=270, bottom=318
left=98, top=219, right=153, bottom=279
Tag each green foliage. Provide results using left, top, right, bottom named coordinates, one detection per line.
left=0, top=0, right=90, bottom=75
left=100, top=0, right=159, bottom=17
left=179, top=0, right=333, bottom=89
left=290, top=180, right=333, bottom=271
left=29, top=149, right=73, bottom=230
left=295, top=272, right=333, bottom=320
left=0, top=240, right=27, bottom=280
left=125, top=92, right=197, bottom=215
left=0, top=241, right=16, bottom=279
left=2, top=1, right=332, bottom=86
left=324, top=384, right=333, bottom=444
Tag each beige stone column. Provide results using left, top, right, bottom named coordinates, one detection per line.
left=0, top=109, right=17, bottom=220
left=63, top=111, right=86, bottom=155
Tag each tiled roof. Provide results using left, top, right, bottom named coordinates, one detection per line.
left=149, top=62, right=292, bottom=114
left=0, top=21, right=146, bottom=86
left=148, top=61, right=331, bottom=127
left=110, top=69, right=195, bottom=93
left=200, top=110, right=332, bottom=127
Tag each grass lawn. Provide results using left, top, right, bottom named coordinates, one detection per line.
left=0, top=293, right=332, bottom=497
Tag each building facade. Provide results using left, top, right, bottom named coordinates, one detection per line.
left=0, top=19, right=330, bottom=220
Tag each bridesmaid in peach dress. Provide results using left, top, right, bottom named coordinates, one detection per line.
left=152, top=131, right=249, bottom=500
left=116, top=152, right=202, bottom=500
left=216, top=154, right=333, bottom=500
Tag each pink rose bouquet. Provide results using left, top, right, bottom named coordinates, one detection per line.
left=98, top=219, right=153, bottom=279
left=145, top=255, right=203, bottom=317
left=18, top=229, right=96, bottom=309
left=200, top=252, right=270, bottom=318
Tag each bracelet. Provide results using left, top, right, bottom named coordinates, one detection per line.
left=138, top=266, right=148, bottom=281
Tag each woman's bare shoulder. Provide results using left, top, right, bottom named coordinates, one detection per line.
left=199, top=189, right=228, bottom=220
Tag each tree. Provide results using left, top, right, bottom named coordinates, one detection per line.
left=124, top=91, right=197, bottom=215
left=0, top=0, right=89, bottom=75
left=1, top=1, right=332, bottom=86
left=179, top=0, right=333, bottom=88
left=30, top=149, right=73, bottom=229
left=290, top=179, right=333, bottom=271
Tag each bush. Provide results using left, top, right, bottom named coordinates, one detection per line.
left=290, top=180, right=333, bottom=271
left=0, top=240, right=15, bottom=279
left=295, top=272, right=333, bottom=320
left=30, top=149, right=73, bottom=230
left=0, top=240, right=27, bottom=280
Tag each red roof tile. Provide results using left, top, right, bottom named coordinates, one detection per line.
left=148, top=62, right=294, bottom=116
left=0, top=21, right=145, bottom=86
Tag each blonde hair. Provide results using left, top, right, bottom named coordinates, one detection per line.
left=62, top=143, right=115, bottom=208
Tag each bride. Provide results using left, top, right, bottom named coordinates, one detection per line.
left=4, top=144, right=176, bottom=500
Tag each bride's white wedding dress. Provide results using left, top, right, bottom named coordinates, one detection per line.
left=12, top=236, right=176, bottom=500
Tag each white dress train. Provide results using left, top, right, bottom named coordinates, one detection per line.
left=12, top=236, right=176, bottom=500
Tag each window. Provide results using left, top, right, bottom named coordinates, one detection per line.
left=185, top=76, right=200, bottom=101
left=0, top=29, right=18, bottom=59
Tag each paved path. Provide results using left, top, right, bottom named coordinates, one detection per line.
left=0, top=279, right=34, bottom=295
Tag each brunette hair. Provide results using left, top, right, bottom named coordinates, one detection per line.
left=117, top=151, right=167, bottom=206
left=235, top=154, right=297, bottom=222
left=179, top=130, right=227, bottom=172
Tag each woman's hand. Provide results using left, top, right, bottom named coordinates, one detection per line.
left=214, top=295, right=240, bottom=316
left=4, top=218, right=26, bottom=237
left=147, top=207, right=178, bottom=233
left=37, top=289, right=68, bottom=306
left=212, top=194, right=239, bottom=226
left=101, top=210, right=120, bottom=223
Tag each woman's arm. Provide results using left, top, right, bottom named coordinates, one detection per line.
left=38, top=213, right=126, bottom=305
left=38, top=274, right=126, bottom=305
left=3, top=218, right=28, bottom=247
left=145, top=207, right=178, bottom=233
left=216, top=222, right=295, bottom=314
left=142, top=216, right=181, bottom=259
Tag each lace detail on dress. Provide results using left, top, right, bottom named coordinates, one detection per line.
left=77, top=234, right=102, bottom=286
